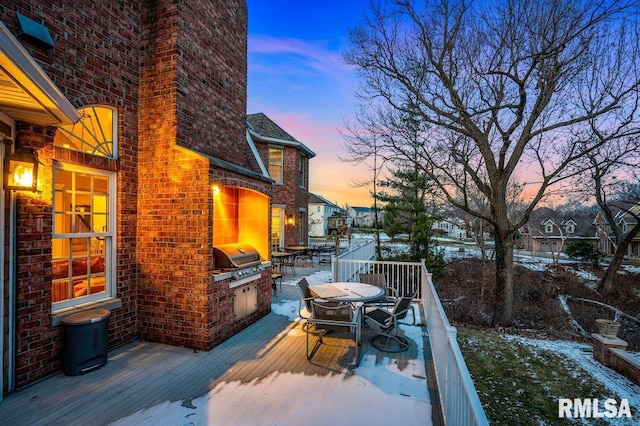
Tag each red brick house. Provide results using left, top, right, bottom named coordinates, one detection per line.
left=0, top=0, right=275, bottom=396
left=247, top=113, right=315, bottom=249
left=520, top=207, right=597, bottom=253
left=593, top=201, right=640, bottom=258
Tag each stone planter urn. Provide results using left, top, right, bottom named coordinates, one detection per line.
left=596, top=319, right=621, bottom=339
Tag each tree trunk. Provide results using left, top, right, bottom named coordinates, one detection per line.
left=600, top=244, right=627, bottom=294
left=493, top=231, right=515, bottom=325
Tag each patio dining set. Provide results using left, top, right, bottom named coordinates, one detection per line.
left=295, top=273, right=417, bottom=368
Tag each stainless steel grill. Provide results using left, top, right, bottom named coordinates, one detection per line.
left=212, top=243, right=264, bottom=279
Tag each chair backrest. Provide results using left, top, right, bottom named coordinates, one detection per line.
left=296, top=277, right=312, bottom=310
left=359, top=273, right=386, bottom=289
left=392, top=293, right=415, bottom=320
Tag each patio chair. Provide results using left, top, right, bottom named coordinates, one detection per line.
left=359, top=273, right=397, bottom=306
left=364, top=293, right=416, bottom=353
left=282, top=252, right=296, bottom=276
left=295, top=278, right=340, bottom=325
left=305, top=300, right=361, bottom=368
left=359, top=273, right=416, bottom=325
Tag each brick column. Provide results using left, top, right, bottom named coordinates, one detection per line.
left=592, top=333, right=628, bottom=367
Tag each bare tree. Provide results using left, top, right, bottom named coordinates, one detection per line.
left=578, top=138, right=640, bottom=294
left=344, top=0, right=640, bottom=324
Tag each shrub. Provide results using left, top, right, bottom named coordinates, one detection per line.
left=565, top=240, right=602, bottom=267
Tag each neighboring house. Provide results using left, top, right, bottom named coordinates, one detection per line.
left=520, top=207, right=597, bottom=253
left=348, top=206, right=380, bottom=228
left=308, top=193, right=344, bottom=237
left=593, top=201, right=640, bottom=258
left=0, top=1, right=278, bottom=395
left=432, top=219, right=468, bottom=239
left=247, top=112, right=316, bottom=249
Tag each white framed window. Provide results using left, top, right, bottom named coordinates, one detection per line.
left=268, top=147, right=283, bottom=184
left=51, top=164, right=116, bottom=310
left=299, top=154, right=306, bottom=188
left=54, top=105, right=117, bottom=158
left=545, top=223, right=554, bottom=233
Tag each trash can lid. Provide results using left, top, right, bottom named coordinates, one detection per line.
left=61, top=308, right=111, bottom=325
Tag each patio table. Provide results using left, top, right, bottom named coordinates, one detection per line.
left=286, top=245, right=311, bottom=267
left=271, top=251, right=293, bottom=274
left=309, top=282, right=384, bottom=366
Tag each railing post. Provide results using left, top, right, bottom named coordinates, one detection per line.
left=331, top=254, right=337, bottom=282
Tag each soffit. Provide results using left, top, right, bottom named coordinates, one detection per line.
left=0, top=21, right=79, bottom=126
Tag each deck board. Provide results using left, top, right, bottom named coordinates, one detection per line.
left=0, top=266, right=432, bottom=425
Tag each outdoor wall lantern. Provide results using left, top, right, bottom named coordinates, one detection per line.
left=4, top=146, right=41, bottom=191
left=285, top=215, right=295, bottom=226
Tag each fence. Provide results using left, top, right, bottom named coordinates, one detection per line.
left=332, top=243, right=489, bottom=425
left=421, top=263, right=489, bottom=425
left=332, top=255, right=423, bottom=299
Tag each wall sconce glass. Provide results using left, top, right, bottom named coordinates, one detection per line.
left=285, top=215, right=295, bottom=226
left=4, top=147, right=41, bottom=191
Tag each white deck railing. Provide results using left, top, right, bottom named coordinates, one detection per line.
left=332, top=243, right=489, bottom=425
left=421, top=264, right=489, bottom=425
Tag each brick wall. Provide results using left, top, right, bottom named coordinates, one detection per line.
left=2, top=1, right=141, bottom=387
left=137, top=0, right=266, bottom=350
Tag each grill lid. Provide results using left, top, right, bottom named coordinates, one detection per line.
left=213, top=243, right=262, bottom=269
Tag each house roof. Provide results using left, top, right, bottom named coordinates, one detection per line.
left=525, top=206, right=595, bottom=238
left=247, top=112, right=316, bottom=157
left=593, top=200, right=640, bottom=226
left=309, top=193, right=342, bottom=210
left=350, top=206, right=372, bottom=213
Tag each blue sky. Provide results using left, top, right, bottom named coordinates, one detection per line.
left=247, top=0, right=373, bottom=208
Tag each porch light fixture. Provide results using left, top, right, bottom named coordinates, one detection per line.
left=4, top=146, right=40, bottom=191
left=285, top=215, right=295, bottom=226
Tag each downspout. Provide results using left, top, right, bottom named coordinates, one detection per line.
left=7, top=191, right=16, bottom=393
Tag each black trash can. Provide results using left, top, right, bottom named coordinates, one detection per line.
left=61, top=308, right=111, bottom=376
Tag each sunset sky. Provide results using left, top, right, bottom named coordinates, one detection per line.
left=246, top=0, right=374, bottom=208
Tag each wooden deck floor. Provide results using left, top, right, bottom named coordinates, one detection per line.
left=0, top=264, right=437, bottom=425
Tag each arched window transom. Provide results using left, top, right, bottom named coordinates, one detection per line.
left=54, top=106, right=117, bottom=158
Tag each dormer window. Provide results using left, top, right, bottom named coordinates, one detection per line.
left=565, top=223, right=575, bottom=234
left=545, top=222, right=554, bottom=233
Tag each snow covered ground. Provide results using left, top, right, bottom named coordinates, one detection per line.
left=505, top=335, right=640, bottom=424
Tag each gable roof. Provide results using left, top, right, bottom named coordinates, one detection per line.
left=309, top=193, right=342, bottom=210
left=525, top=207, right=595, bottom=237
left=247, top=112, right=316, bottom=157
left=350, top=206, right=372, bottom=213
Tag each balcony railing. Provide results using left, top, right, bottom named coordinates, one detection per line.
left=332, top=241, right=489, bottom=425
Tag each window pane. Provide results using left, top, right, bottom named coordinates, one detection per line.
left=268, top=148, right=283, bottom=183
left=53, top=106, right=116, bottom=158
left=76, top=173, right=91, bottom=192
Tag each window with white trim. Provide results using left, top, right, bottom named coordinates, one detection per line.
left=268, top=147, right=283, bottom=184
left=51, top=165, right=116, bottom=309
